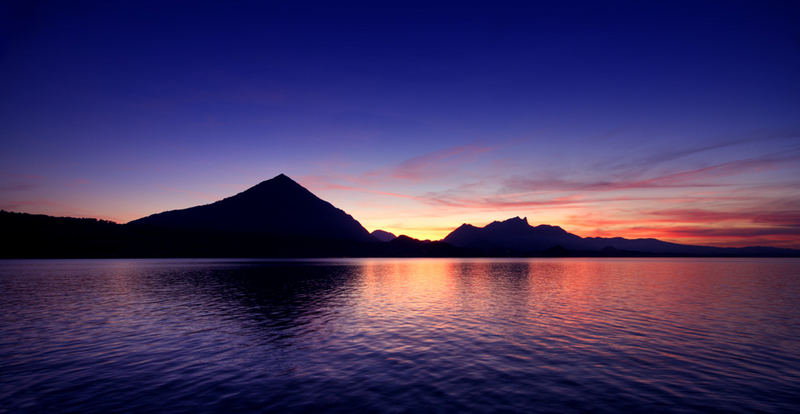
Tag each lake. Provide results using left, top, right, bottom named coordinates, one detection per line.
left=1, top=258, right=799, bottom=413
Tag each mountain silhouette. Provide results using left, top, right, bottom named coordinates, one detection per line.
left=2, top=181, right=798, bottom=258
left=128, top=174, right=373, bottom=242
left=443, top=216, right=796, bottom=256
left=371, top=229, right=397, bottom=242
left=444, top=217, right=584, bottom=251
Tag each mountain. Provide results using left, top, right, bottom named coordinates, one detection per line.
left=2, top=175, right=378, bottom=258
left=3, top=183, right=798, bottom=257
left=128, top=174, right=373, bottom=243
left=382, top=235, right=466, bottom=257
left=443, top=216, right=798, bottom=257
left=371, top=229, right=397, bottom=242
left=444, top=217, right=584, bottom=252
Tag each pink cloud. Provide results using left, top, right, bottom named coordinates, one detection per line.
left=505, top=152, right=800, bottom=192
left=388, top=145, right=492, bottom=182
left=298, top=176, right=422, bottom=201
left=621, top=226, right=800, bottom=249
left=645, top=208, right=800, bottom=227
left=155, top=185, right=219, bottom=202
left=0, top=173, right=45, bottom=192
left=299, top=144, right=495, bottom=190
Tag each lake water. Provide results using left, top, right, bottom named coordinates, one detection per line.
left=1, top=258, right=799, bottom=413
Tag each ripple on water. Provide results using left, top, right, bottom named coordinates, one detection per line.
left=1, top=258, right=799, bottom=413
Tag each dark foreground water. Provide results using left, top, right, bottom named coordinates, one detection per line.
left=1, top=258, right=799, bottom=413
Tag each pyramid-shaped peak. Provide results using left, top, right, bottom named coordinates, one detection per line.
left=266, top=173, right=299, bottom=185
left=247, top=173, right=305, bottom=191
left=128, top=172, right=373, bottom=242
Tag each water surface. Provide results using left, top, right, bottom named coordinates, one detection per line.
left=1, top=258, right=799, bottom=412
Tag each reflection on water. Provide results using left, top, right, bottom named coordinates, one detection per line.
left=1, top=258, right=799, bottom=412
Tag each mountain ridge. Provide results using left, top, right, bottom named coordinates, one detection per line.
left=128, top=174, right=373, bottom=242
left=443, top=216, right=796, bottom=256
left=2, top=175, right=798, bottom=257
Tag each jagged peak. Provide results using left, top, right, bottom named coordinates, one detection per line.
left=486, top=216, right=531, bottom=228
left=510, top=216, right=528, bottom=224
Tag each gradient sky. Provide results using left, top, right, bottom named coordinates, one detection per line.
left=2, top=1, right=799, bottom=248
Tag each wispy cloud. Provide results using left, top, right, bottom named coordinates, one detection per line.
left=615, top=225, right=800, bottom=249
left=298, top=176, right=422, bottom=201
left=652, top=226, right=800, bottom=238
left=592, top=129, right=800, bottom=179
left=505, top=151, right=800, bottom=193
left=418, top=189, right=755, bottom=211
left=0, top=173, right=44, bottom=192
left=387, top=145, right=491, bottom=182
left=645, top=208, right=800, bottom=227
left=155, top=185, right=219, bottom=202
left=0, top=182, right=40, bottom=191
left=301, top=143, right=495, bottom=190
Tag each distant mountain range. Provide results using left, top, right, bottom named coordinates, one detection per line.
left=443, top=216, right=795, bottom=257
left=1, top=174, right=797, bottom=258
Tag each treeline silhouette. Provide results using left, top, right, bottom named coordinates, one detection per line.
left=0, top=210, right=464, bottom=258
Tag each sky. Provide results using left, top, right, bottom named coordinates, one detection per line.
left=1, top=1, right=799, bottom=248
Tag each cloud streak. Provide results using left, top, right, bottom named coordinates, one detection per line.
left=592, top=129, right=800, bottom=179
left=387, top=145, right=491, bottom=182
left=645, top=209, right=800, bottom=227
left=505, top=151, right=800, bottom=193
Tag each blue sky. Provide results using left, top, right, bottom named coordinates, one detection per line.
left=1, top=1, right=799, bottom=246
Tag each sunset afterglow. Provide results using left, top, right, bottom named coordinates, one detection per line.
left=1, top=2, right=798, bottom=248
left=2, top=3, right=800, bottom=413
